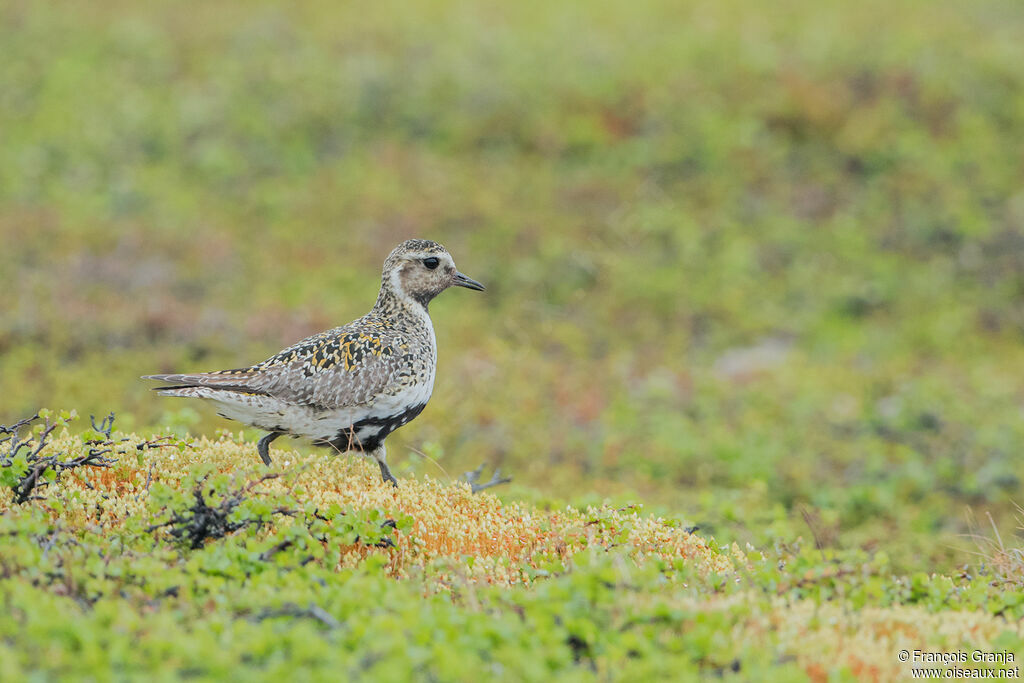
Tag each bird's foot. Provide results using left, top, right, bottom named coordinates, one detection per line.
left=370, top=446, right=398, bottom=487
left=377, top=460, right=399, bottom=488
left=462, top=464, right=511, bottom=494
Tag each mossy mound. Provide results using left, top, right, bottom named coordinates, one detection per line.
left=3, top=422, right=1023, bottom=680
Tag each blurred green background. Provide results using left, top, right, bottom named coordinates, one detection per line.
left=2, top=0, right=1023, bottom=572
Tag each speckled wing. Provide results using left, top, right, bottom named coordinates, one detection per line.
left=251, top=323, right=407, bottom=408
left=147, top=320, right=410, bottom=410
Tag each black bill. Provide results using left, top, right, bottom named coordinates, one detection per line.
left=453, top=271, right=485, bottom=291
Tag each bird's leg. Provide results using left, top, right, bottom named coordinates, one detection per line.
left=257, top=431, right=283, bottom=466
left=371, top=445, right=398, bottom=487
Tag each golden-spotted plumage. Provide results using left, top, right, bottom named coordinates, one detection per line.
left=143, top=239, right=484, bottom=486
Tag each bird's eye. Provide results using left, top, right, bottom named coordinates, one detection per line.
left=423, top=257, right=440, bottom=270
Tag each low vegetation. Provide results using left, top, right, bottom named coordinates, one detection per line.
left=2, top=418, right=1024, bottom=679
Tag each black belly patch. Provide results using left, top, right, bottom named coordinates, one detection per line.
left=316, top=403, right=426, bottom=453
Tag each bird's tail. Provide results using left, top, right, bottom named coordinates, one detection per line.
left=142, top=371, right=268, bottom=396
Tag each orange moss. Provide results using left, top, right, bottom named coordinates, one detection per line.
left=2, top=431, right=733, bottom=585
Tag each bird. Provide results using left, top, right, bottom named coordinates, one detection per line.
left=143, top=239, right=484, bottom=486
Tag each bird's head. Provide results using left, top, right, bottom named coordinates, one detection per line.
left=380, top=239, right=484, bottom=310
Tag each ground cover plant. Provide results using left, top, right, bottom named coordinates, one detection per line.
left=3, top=0, right=1024, bottom=678
left=2, top=417, right=1023, bottom=680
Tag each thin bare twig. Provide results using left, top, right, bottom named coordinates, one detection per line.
left=462, top=464, right=512, bottom=494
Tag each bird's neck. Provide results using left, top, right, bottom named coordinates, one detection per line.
left=373, top=278, right=432, bottom=321
left=372, top=278, right=437, bottom=358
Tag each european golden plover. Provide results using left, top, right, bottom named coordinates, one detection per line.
left=143, top=239, right=484, bottom=486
